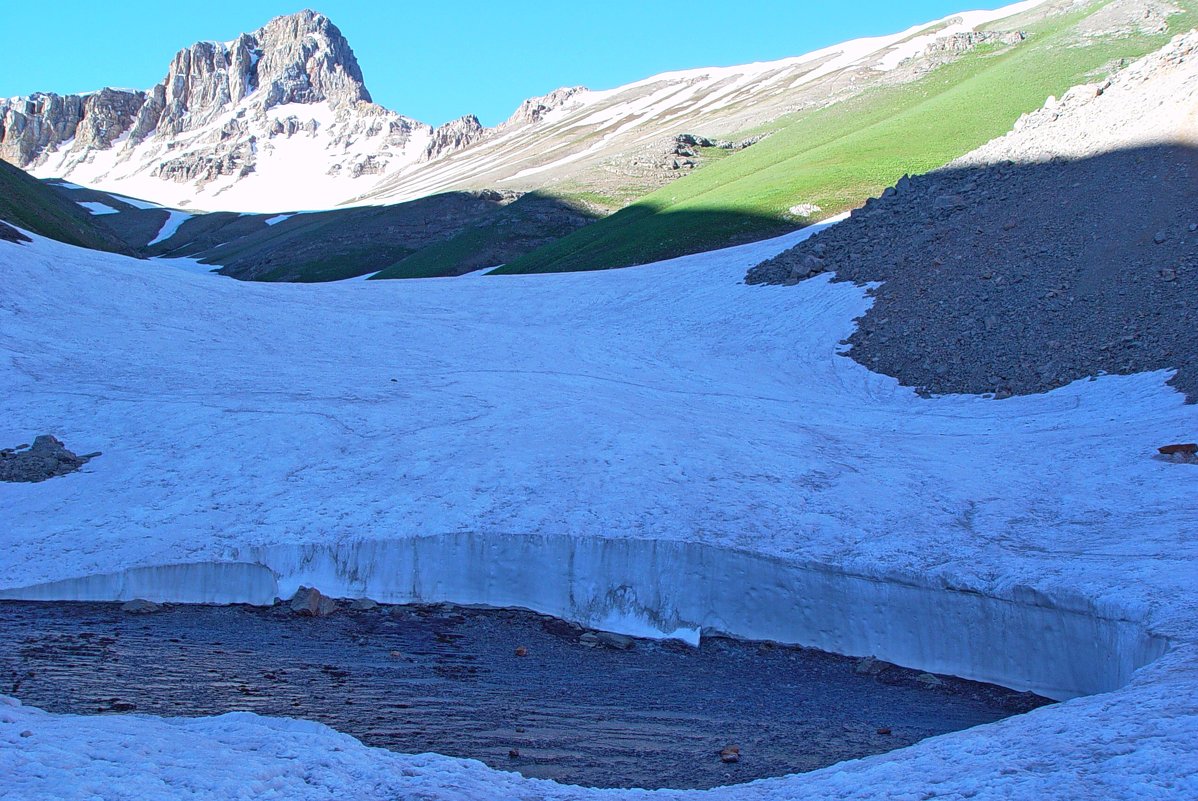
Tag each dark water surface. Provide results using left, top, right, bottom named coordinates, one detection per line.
left=0, top=601, right=1049, bottom=789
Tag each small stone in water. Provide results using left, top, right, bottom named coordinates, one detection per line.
left=720, top=745, right=741, bottom=763
left=514, top=646, right=528, bottom=657
left=20, top=730, right=32, bottom=738
left=877, top=727, right=892, bottom=736
left=508, top=748, right=521, bottom=759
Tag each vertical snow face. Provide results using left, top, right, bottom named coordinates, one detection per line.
left=0, top=562, right=276, bottom=605
left=0, top=533, right=1166, bottom=700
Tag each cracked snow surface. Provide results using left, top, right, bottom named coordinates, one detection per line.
left=1, top=225, right=1197, bottom=799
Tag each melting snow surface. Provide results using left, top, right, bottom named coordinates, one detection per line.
left=0, top=219, right=1195, bottom=799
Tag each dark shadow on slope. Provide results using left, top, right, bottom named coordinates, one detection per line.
left=0, top=162, right=134, bottom=254
left=747, top=144, right=1198, bottom=401
left=492, top=202, right=798, bottom=276
left=369, top=192, right=600, bottom=280
left=150, top=191, right=596, bottom=282
left=28, top=181, right=598, bottom=282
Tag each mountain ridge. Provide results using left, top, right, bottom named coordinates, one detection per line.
left=0, top=2, right=1052, bottom=213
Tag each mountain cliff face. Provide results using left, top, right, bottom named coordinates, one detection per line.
left=0, top=10, right=479, bottom=210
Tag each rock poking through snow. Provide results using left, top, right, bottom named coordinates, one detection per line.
left=0, top=435, right=98, bottom=482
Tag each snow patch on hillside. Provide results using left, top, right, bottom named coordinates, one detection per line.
left=77, top=201, right=119, bottom=215
left=146, top=210, right=193, bottom=246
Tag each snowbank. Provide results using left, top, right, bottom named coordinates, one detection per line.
left=1, top=219, right=1196, bottom=797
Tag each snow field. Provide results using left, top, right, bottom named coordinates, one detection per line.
left=1, top=216, right=1196, bottom=797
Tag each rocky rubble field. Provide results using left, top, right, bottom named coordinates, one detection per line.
left=748, top=32, right=1198, bottom=400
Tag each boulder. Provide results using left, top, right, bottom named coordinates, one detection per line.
left=120, top=599, right=161, bottom=614
left=289, top=586, right=338, bottom=616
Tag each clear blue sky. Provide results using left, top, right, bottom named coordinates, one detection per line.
left=2, top=1, right=1017, bottom=126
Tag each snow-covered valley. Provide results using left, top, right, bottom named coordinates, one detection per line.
left=1, top=217, right=1196, bottom=798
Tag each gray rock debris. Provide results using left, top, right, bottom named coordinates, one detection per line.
left=747, top=143, right=1198, bottom=401
left=578, top=631, right=636, bottom=650
left=0, top=435, right=99, bottom=482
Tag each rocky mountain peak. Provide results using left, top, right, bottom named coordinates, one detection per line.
left=253, top=10, right=371, bottom=109
left=0, top=10, right=374, bottom=168
left=145, top=10, right=370, bottom=136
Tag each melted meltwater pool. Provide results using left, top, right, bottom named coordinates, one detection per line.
left=0, top=601, right=1050, bottom=790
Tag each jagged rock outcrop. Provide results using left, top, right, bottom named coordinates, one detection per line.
left=0, top=89, right=146, bottom=166
left=421, top=115, right=486, bottom=162
left=922, top=30, right=1026, bottom=56
left=502, top=87, right=584, bottom=127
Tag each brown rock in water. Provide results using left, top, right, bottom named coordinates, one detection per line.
left=289, top=586, right=338, bottom=617
left=508, top=748, right=521, bottom=759
left=719, top=745, right=741, bottom=763
left=877, top=727, right=893, bottom=736
left=514, top=646, right=528, bottom=657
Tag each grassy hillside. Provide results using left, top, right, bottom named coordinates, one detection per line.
left=0, top=161, right=134, bottom=254
left=498, top=2, right=1196, bottom=275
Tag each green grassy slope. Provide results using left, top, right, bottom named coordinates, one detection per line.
left=0, top=162, right=134, bottom=254
left=498, top=3, right=1195, bottom=275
